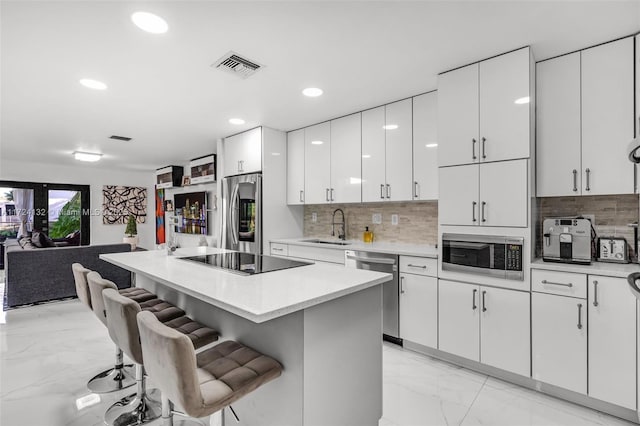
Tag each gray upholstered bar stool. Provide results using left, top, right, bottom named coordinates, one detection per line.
left=137, top=311, right=283, bottom=426
left=84, top=269, right=157, bottom=393
left=101, top=288, right=220, bottom=426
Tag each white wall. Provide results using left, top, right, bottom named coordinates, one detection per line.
left=0, top=159, right=156, bottom=250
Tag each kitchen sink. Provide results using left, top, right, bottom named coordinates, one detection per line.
left=300, top=239, right=351, bottom=246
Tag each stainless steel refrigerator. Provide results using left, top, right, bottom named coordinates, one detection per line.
left=222, top=173, right=262, bottom=255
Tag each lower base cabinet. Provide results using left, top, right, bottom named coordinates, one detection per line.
left=399, top=273, right=437, bottom=348
left=439, top=279, right=530, bottom=376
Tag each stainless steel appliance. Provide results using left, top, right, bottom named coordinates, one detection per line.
left=344, top=250, right=400, bottom=344
left=179, top=252, right=311, bottom=275
left=597, top=237, right=629, bottom=263
left=542, top=217, right=592, bottom=264
left=222, top=173, right=262, bottom=255
left=442, top=234, right=524, bottom=280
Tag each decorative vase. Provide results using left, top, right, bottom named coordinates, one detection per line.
left=123, top=236, right=138, bottom=250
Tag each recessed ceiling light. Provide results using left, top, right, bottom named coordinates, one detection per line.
left=73, top=151, right=102, bottom=162
left=311, top=140, right=324, bottom=145
left=302, top=87, right=323, bottom=97
left=426, top=143, right=438, bottom=148
left=383, top=124, right=398, bottom=130
left=79, top=79, right=107, bottom=90
left=131, top=11, right=168, bottom=34
left=229, top=118, right=245, bottom=125
left=514, top=96, right=530, bottom=105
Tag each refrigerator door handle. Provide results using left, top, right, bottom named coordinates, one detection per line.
left=230, top=183, right=240, bottom=245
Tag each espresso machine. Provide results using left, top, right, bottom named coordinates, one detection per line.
left=543, top=217, right=593, bottom=264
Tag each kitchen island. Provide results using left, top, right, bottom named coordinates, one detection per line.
left=100, top=246, right=391, bottom=426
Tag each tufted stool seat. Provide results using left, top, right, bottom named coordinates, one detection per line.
left=137, top=311, right=282, bottom=426
left=101, top=288, right=220, bottom=426
left=72, top=263, right=156, bottom=394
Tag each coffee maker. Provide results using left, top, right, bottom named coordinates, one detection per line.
left=543, top=217, right=593, bottom=264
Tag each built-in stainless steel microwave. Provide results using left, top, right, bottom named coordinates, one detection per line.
left=442, top=234, right=524, bottom=281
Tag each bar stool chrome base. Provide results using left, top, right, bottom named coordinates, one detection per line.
left=161, top=394, right=206, bottom=426
left=106, top=388, right=161, bottom=426
left=87, top=348, right=136, bottom=393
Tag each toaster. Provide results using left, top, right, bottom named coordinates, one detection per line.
left=543, top=217, right=592, bottom=264
left=597, top=237, right=629, bottom=263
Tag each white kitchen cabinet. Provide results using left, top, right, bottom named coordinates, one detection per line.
left=439, top=279, right=530, bottom=376
left=581, top=37, right=635, bottom=196
left=362, top=106, right=386, bottom=202
left=537, top=37, right=634, bottom=197
left=588, top=275, right=636, bottom=409
left=223, top=127, right=262, bottom=177
left=536, top=53, right=582, bottom=197
left=479, top=286, right=530, bottom=377
left=287, top=129, right=305, bottom=205
left=438, top=280, right=479, bottom=361
left=438, top=48, right=531, bottom=167
left=412, top=92, right=438, bottom=200
left=362, top=100, right=413, bottom=202
left=532, top=291, right=587, bottom=394
left=385, top=99, right=413, bottom=201
left=304, top=122, right=331, bottom=204
left=330, top=113, right=362, bottom=203
left=399, top=273, right=437, bottom=348
left=439, top=159, right=527, bottom=227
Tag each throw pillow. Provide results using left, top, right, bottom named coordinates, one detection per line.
left=31, top=231, right=46, bottom=248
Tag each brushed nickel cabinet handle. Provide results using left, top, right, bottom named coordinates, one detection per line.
left=386, top=184, right=391, bottom=199
left=541, top=279, right=573, bottom=288
left=472, top=289, right=478, bottom=310
left=472, top=138, right=477, bottom=160
left=593, top=280, right=599, bottom=307
left=400, top=276, right=405, bottom=294
left=325, top=188, right=330, bottom=202
left=380, top=184, right=385, bottom=200
left=407, top=264, right=427, bottom=269
left=577, top=303, right=583, bottom=330
left=481, top=137, right=487, bottom=159
left=414, top=181, right=419, bottom=199
left=472, top=201, right=477, bottom=223
left=482, top=290, right=487, bottom=312
left=481, top=201, right=487, bottom=223
left=585, top=168, right=591, bottom=191
left=572, top=169, right=578, bottom=192
left=299, top=190, right=304, bottom=203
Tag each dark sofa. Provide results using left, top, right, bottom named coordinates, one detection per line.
left=4, top=240, right=132, bottom=308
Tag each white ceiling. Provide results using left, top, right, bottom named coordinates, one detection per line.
left=1, top=1, right=639, bottom=172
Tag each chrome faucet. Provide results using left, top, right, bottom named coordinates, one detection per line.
left=331, top=208, right=346, bottom=240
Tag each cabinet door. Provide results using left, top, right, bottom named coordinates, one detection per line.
left=287, top=129, right=305, bottom=205
left=438, top=280, right=479, bottom=362
left=582, top=37, right=635, bottom=195
left=330, top=113, right=362, bottom=203
left=588, top=276, right=636, bottom=409
left=536, top=53, right=581, bottom=197
left=479, top=48, right=531, bottom=163
left=223, top=132, right=243, bottom=177
left=479, top=159, right=528, bottom=227
left=438, top=63, right=479, bottom=167
left=480, top=286, right=530, bottom=377
left=399, top=273, right=437, bottom=348
left=362, top=106, right=387, bottom=202
left=412, top=92, right=438, bottom=200
left=240, top=127, right=263, bottom=174
left=532, top=292, right=587, bottom=394
left=438, top=164, right=479, bottom=226
left=304, top=122, right=331, bottom=204
left=385, top=99, right=413, bottom=201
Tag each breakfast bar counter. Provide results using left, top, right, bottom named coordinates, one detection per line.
left=101, top=246, right=390, bottom=426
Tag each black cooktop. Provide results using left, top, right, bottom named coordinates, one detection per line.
left=179, top=252, right=312, bottom=275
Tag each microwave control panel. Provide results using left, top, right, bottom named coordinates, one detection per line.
left=506, top=244, right=522, bottom=271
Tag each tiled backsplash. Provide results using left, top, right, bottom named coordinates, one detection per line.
left=536, top=194, right=639, bottom=258
left=304, top=201, right=438, bottom=245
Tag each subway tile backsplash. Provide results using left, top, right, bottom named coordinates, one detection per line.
left=303, top=201, right=438, bottom=245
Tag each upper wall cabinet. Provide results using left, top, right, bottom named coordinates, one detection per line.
left=438, top=47, right=531, bottom=167
left=287, top=129, right=305, bottom=205
left=537, top=37, right=634, bottom=197
left=304, top=122, right=332, bottom=204
left=223, top=127, right=262, bottom=177
left=362, top=99, right=413, bottom=202
left=412, top=92, right=438, bottom=200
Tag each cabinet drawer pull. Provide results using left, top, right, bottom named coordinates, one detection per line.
left=541, top=279, right=573, bottom=288
left=413, top=181, right=419, bottom=199
left=577, top=303, right=583, bottom=330
left=585, top=168, right=591, bottom=192
left=386, top=184, right=391, bottom=199
left=330, top=188, right=335, bottom=202
left=400, top=276, right=405, bottom=294
left=299, top=190, right=304, bottom=203
left=380, top=184, right=385, bottom=200
left=481, top=137, right=487, bottom=159
left=472, top=201, right=477, bottom=223
left=481, top=201, right=487, bottom=223
left=407, top=264, right=426, bottom=269
left=572, top=169, right=578, bottom=192
left=472, top=289, right=477, bottom=310
left=272, top=247, right=284, bottom=252
left=593, top=280, right=599, bottom=307
left=472, top=138, right=477, bottom=160
left=482, top=290, right=487, bottom=312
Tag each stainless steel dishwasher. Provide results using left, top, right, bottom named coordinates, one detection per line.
left=345, top=250, right=401, bottom=344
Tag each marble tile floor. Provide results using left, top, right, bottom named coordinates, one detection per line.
left=0, top=298, right=638, bottom=426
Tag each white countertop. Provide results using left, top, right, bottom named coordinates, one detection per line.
left=531, top=258, right=639, bottom=278
left=271, top=238, right=438, bottom=258
left=100, top=247, right=391, bottom=324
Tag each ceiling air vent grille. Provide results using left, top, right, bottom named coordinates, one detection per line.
left=109, top=135, right=132, bottom=141
left=212, top=51, right=263, bottom=79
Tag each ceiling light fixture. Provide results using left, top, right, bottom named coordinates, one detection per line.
left=302, top=87, right=323, bottom=97
left=311, top=140, right=324, bottom=145
left=73, top=151, right=103, bottom=162
left=229, top=118, right=245, bottom=125
left=79, top=79, right=107, bottom=90
left=383, top=124, right=398, bottom=130
left=426, top=143, right=438, bottom=148
left=514, top=96, right=530, bottom=105
left=131, top=11, right=169, bottom=34
left=362, top=154, right=371, bottom=159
